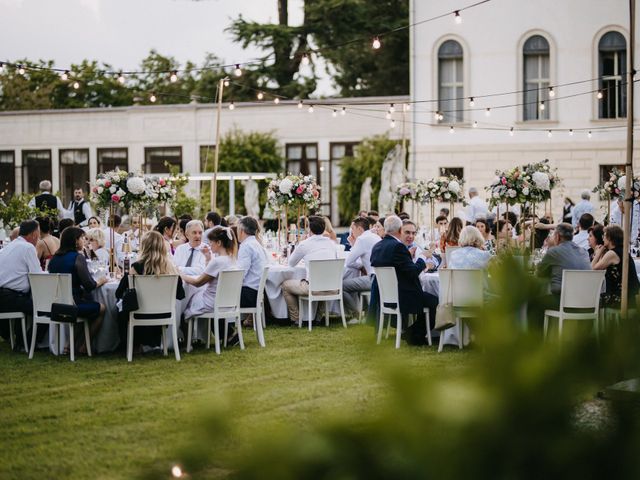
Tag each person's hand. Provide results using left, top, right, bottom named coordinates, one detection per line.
left=409, top=246, right=417, bottom=258
left=347, top=233, right=355, bottom=246
left=97, top=276, right=108, bottom=287
left=423, top=248, right=433, bottom=258
left=201, top=244, right=212, bottom=263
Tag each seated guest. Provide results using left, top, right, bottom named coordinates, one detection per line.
left=56, top=218, right=75, bottom=237
left=448, top=226, right=492, bottom=269
left=370, top=215, right=439, bottom=345
left=434, top=215, right=449, bottom=242
left=86, top=228, right=110, bottom=263
left=236, top=216, right=268, bottom=310
left=115, top=231, right=185, bottom=350
left=439, top=207, right=450, bottom=218
left=401, top=219, right=439, bottom=270
left=103, top=214, right=122, bottom=252
left=282, top=216, right=339, bottom=323
left=154, top=217, right=177, bottom=255
left=323, top=217, right=338, bottom=242
left=398, top=212, right=410, bottom=221
left=587, top=224, right=604, bottom=261
left=528, top=223, right=591, bottom=327
left=48, top=227, right=107, bottom=352
left=372, top=217, right=385, bottom=238
left=342, top=216, right=381, bottom=315
left=203, top=211, right=226, bottom=245
left=492, top=219, right=513, bottom=249
left=591, top=225, right=639, bottom=308
left=172, top=218, right=189, bottom=250
left=173, top=220, right=211, bottom=275
left=36, top=216, right=60, bottom=270
left=573, top=213, right=594, bottom=250
left=367, top=210, right=380, bottom=222
left=440, top=217, right=463, bottom=252
left=87, top=216, right=102, bottom=230
left=475, top=218, right=494, bottom=252
left=182, top=227, right=238, bottom=319
left=0, top=220, right=42, bottom=346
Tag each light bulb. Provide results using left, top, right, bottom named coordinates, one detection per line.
left=509, top=127, right=514, bottom=136
left=301, top=54, right=310, bottom=66
left=438, top=113, right=444, bottom=121
left=273, top=97, right=280, bottom=104
left=539, top=101, right=545, bottom=111
left=454, top=11, right=462, bottom=24
left=234, top=64, right=242, bottom=77
left=18, top=65, right=25, bottom=75
left=170, top=71, right=178, bottom=83
left=390, top=120, right=396, bottom=129
left=597, top=90, right=603, bottom=99
left=473, top=121, right=478, bottom=128
left=547, top=130, right=552, bottom=138
left=341, top=106, right=346, bottom=115
left=332, top=109, right=337, bottom=118
left=389, top=103, right=395, bottom=113
left=548, top=87, right=555, bottom=97
left=228, top=101, right=235, bottom=110
left=403, top=103, right=411, bottom=111
left=257, top=91, right=264, bottom=100
left=149, top=93, right=157, bottom=103
left=117, top=72, right=125, bottom=84
left=449, top=126, right=455, bottom=134
left=298, top=100, right=303, bottom=109
left=485, top=108, right=491, bottom=117
left=385, top=111, right=392, bottom=120
left=223, top=78, right=230, bottom=87
left=171, top=465, right=183, bottom=478
left=588, top=131, right=592, bottom=138
left=569, top=129, right=574, bottom=136
left=434, top=112, right=440, bottom=120
left=372, top=37, right=381, bottom=50
left=468, top=97, right=475, bottom=107
left=61, top=70, right=69, bottom=81
left=73, top=81, right=80, bottom=89
left=308, top=105, right=314, bottom=113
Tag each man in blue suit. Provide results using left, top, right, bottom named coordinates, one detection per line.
left=370, top=215, right=439, bottom=345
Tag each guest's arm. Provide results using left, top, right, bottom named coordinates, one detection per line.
left=287, top=241, right=305, bottom=267
left=592, top=249, right=618, bottom=270
left=75, top=254, right=106, bottom=292
left=182, top=272, right=213, bottom=288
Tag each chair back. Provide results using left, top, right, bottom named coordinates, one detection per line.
left=559, top=270, right=605, bottom=310
left=373, top=267, right=399, bottom=305
left=29, top=273, right=74, bottom=317
left=257, top=266, right=270, bottom=299
left=445, top=246, right=460, bottom=267
left=214, top=270, right=244, bottom=311
left=130, top=274, right=178, bottom=315
left=438, top=269, right=483, bottom=307
left=307, top=258, right=345, bottom=293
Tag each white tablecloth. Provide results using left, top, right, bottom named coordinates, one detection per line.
left=419, top=271, right=467, bottom=347
left=265, top=263, right=307, bottom=319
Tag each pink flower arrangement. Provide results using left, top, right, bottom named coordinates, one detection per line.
left=111, top=194, right=120, bottom=203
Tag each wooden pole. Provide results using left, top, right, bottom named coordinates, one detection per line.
left=621, top=0, right=635, bottom=317
left=211, top=78, right=226, bottom=211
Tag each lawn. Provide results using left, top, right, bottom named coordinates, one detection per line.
left=0, top=324, right=471, bottom=480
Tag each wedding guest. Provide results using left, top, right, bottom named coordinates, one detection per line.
left=475, top=219, right=494, bottom=252
left=154, top=216, right=177, bottom=255
left=173, top=220, right=211, bottom=275
left=492, top=219, right=513, bottom=249
left=48, top=227, right=107, bottom=353
left=440, top=217, right=463, bottom=252
left=172, top=218, right=190, bottom=250
left=372, top=217, right=385, bottom=238
left=323, top=216, right=338, bottom=242
left=86, top=228, right=110, bottom=263
left=562, top=197, right=575, bottom=224
left=103, top=214, right=122, bottom=252
left=448, top=226, right=492, bottom=269
left=282, top=216, right=339, bottom=323
left=587, top=224, right=605, bottom=261
left=57, top=218, right=75, bottom=237
left=115, top=231, right=185, bottom=351
left=87, top=216, right=102, bottom=229
left=398, top=212, right=410, bottom=221
left=28, top=179, right=67, bottom=219
left=367, top=210, right=380, bottom=221
left=66, top=187, right=93, bottom=227
left=358, top=210, right=368, bottom=217
left=591, top=225, right=640, bottom=308
left=435, top=215, right=449, bottom=242
left=466, top=187, right=489, bottom=222
left=572, top=190, right=594, bottom=229
left=401, top=219, right=439, bottom=269
left=182, top=227, right=238, bottom=319
left=225, top=215, right=239, bottom=227
left=35, top=216, right=60, bottom=270
left=572, top=213, right=594, bottom=250
left=610, top=196, right=640, bottom=240
left=203, top=211, right=225, bottom=245
left=236, top=216, right=268, bottom=310
left=439, top=207, right=450, bottom=218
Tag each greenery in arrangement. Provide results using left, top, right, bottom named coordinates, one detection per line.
left=338, top=134, right=404, bottom=224
left=200, top=129, right=285, bottom=216
left=0, top=194, right=57, bottom=229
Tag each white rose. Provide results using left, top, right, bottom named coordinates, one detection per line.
left=522, top=186, right=530, bottom=195
left=448, top=180, right=460, bottom=194
left=97, top=187, right=104, bottom=194
left=109, top=185, right=117, bottom=193
left=508, top=189, right=517, bottom=198
left=618, top=176, right=627, bottom=190
left=268, top=190, right=275, bottom=199
left=532, top=171, right=550, bottom=191
left=116, top=189, right=126, bottom=197
left=279, top=178, right=293, bottom=194
left=126, top=176, right=147, bottom=195
left=444, top=192, right=451, bottom=199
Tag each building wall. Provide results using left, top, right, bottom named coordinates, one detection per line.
left=411, top=0, right=638, bottom=220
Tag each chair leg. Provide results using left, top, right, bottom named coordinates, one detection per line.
left=256, top=311, right=266, bottom=347
left=69, top=323, right=75, bottom=362
left=457, top=318, right=463, bottom=350
left=29, top=323, right=37, bottom=359
left=127, top=321, right=134, bottom=362
left=9, top=318, right=15, bottom=350
left=385, top=313, right=391, bottom=339
left=395, top=314, right=402, bottom=349
left=213, top=315, right=221, bottom=355
left=308, top=298, right=313, bottom=331
left=325, top=301, right=329, bottom=327
left=377, top=312, right=385, bottom=344
left=425, top=310, right=432, bottom=346
left=543, top=315, right=549, bottom=339
left=236, top=316, right=245, bottom=350
left=172, top=324, right=181, bottom=361
left=206, top=318, right=212, bottom=350
left=224, top=319, right=229, bottom=347
left=84, top=320, right=92, bottom=357
left=162, top=327, right=168, bottom=356
left=252, top=312, right=257, bottom=332
left=298, top=297, right=303, bottom=329
left=339, top=298, right=347, bottom=328
left=186, top=318, right=193, bottom=353
left=21, top=317, right=28, bottom=353
left=261, top=304, right=266, bottom=329
left=438, top=329, right=445, bottom=352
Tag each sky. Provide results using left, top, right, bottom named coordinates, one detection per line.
left=0, top=0, right=333, bottom=94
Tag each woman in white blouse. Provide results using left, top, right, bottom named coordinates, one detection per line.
left=448, top=226, right=492, bottom=269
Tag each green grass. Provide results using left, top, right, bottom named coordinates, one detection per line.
left=0, top=324, right=472, bottom=479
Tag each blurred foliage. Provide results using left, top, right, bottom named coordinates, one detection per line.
left=0, top=193, right=57, bottom=229
left=199, top=129, right=284, bottom=216
left=165, top=162, right=198, bottom=219
left=338, top=134, right=403, bottom=224
left=144, top=255, right=640, bottom=479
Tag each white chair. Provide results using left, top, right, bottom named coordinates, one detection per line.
left=28, top=273, right=92, bottom=362
left=358, top=291, right=371, bottom=322
left=188, top=270, right=244, bottom=355
left=437, top=269, right=484, bottom=352
left=544, top=270, right=605, bottom=340
left=239, top=266, right=269, bottom=348
left=372, top=267, right=403, bottom=349
left=0, top=311, right=28, bottom=352
left=127, top=274, right=180, bottom=362
left=444, top=246, right=460, bottom=268
left=299, top=258, right=347, bottom=331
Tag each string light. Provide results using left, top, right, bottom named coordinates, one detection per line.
left=403, top=103, right=411, bottom=112
left=539, top=101, right=545, bottom=111
left=223, top=78, right=230, bottom=87
left=389, top=103, right=395, bottom=113
left=341, top=106, right=346, bottom=115
left=169, top=71, right=178, bottom=83
left=149, top=93, right=157, bottom=103
left=597, top=90, right=603, bottom=99
left=171, top=465, right=183, bottom=478
left=473, top=121, right=478, bottom=128
left=0, top=61, right=4, bottom=71
left=588, top=130, right=592, bottom=138
left=73, top=81, right=80, bottom=90
left=17, top=65, right=25, bottom=75
left=485, top=108, right=491, bottom=117
left=434, top=111, right=440, bottom=120
left=308, top=105, right=314, bottom=113
left=547, top=130, right=552, bottom=138
left=61, top=70, right=69, bottom=81
left=509, top=127, right=514, bottom=136
left=449, top=125, right=455, bottom=134
left=454, top=10, right=462, bottom=24
left=385, top=110, right=392, bottom=120
left=372, top=37, right=381, bottom=50
left=234, top=64, right=242, bottom=77
left=438, top=112, right=444, bottom=121
left=548, top=86, right=555, bottom=97
left=228, top=101, right=235, bottom=110
left=332, top=109, right=337, bottom=118
left=390, top=119, right=396, bottom=129
left=256, top=91, right=264, bottom=100
left=117, top=71, right=125, bottom=84
left=468, top=97, right=475, bottom=107
left=569, top=129, right=574, bottom=136
left=273, top=97, right=280, bottom=104
left=297, top=100, right=303, bottom=109
left=301, top=54, right=310, bottom=66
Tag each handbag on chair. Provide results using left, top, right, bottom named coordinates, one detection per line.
left=434, top=271, right=456, bottom=331
left=122, top=275, right=139, bottom=313
left=50, top=276, right=79, bottom=323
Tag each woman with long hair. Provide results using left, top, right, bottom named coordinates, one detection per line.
left=87, top=216, right=102, bottom=229
left=115, top=231, right=185, bottom=351
left=183, top=226, right=238, bottom=319
left=440, top=217, right=463, bottom=252
left=47, top=226, right=107, bottom=353
left=35, top=216, right=60, bottom=270
left=154, top=216, right=177, bottom=255
left=85, top=228, right=110, bottom=263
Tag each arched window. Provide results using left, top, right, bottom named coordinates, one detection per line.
left=523, top=35, right=550, bottom=121
left=438, top=40, right=464, bottom=123
left=599, top=31, right=627, bottom=119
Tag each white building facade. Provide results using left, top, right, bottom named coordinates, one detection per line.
left=410, top=0, right=638, bottom=220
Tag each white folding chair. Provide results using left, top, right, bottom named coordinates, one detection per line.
left=437, top=269, right=484, bottom=352
left=239, top=266, right=269, bottom=348
left=544, top=270, right=605, bottom=340
left=188, top=270, right=244, bottom=355
left=28, top=273, right=92, bottom=362
left=127, top=274, right=180, bottom=362
left=358, top=290, right=371, bottom=323
left=299, top=258, right=347, bottom=331
left=0, top=311, right=28, bottom=352
left=372, top=267, right=403, bottom=349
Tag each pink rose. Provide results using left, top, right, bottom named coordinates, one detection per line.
left=92, top=187, right=98, bottom=193
left=501, top=177, right=507, bottom=185
left=312, top=190, right=319, bottom=198
left=104, top=181, right=111, bottom=188
left=615, top=188, right=620, bottom=194
left=296, top=186, right=304, bottom=194
left=159, top=179, right=166, bottom=186
left=111, top=194, right=121, bottom=203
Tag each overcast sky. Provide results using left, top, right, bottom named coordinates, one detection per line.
left=0, top=0, right=333, bottom=94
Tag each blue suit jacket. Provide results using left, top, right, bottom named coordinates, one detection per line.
left=370, top=235, right=426, bottom=315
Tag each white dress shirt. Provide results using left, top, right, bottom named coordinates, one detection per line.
left=610, top=200, right=640, bottom=240
left=103, top=227, right=123, bottom=252
left=467, top=196, right=489, bottom=221
left=66, top=199, right=93, bottom=226
left=237, top=236, right=268, bottom=290
left=288, top=234, right=339, bottom=278
left=571, top=200, right=594, bottom=228
left=344, top=230, right=381, bottom=275
left=572, top=230, right=589, bottom=250
left=173, top=242, right=208, bottom=275
left=28, top=191, right=67, bottom=219
left=0, top=236, right=42, bottom=292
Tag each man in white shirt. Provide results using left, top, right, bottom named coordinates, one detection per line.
left=27, top=180, right=67, bottom=219
left=0, top=220, right=42, bottom=346
left=572, top=213, right=593, bottom=250
left=282, top=216, right=338, bottom=323
left=466, top=187, right=489, bottom=222
left=342, top=216, right=380, bottom=315
left=173, top=220, right=211, bottom=275
left=236, top=216, right=268, bottom=308
left=571, top=190, right=594, bottom=228
left=401, top=219, right=440, bottom=269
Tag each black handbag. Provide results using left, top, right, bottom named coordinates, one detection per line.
left=122, top=275, right=139, bottom=313
left=50, top=275, right=79, bottom=323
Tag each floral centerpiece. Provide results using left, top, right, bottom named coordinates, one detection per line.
left=487, top=160, right=560, bottom=208
left=440, top=175, right=465, bottom=204
left=593, top=167, right=625, bottom=200
left=394, top=181, right=424, bottom=204
left=267, top=173, right=320, bottom=212
left=91, top=169, right=132, bottom=210
left=614, top=173, right=640, bottom=200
